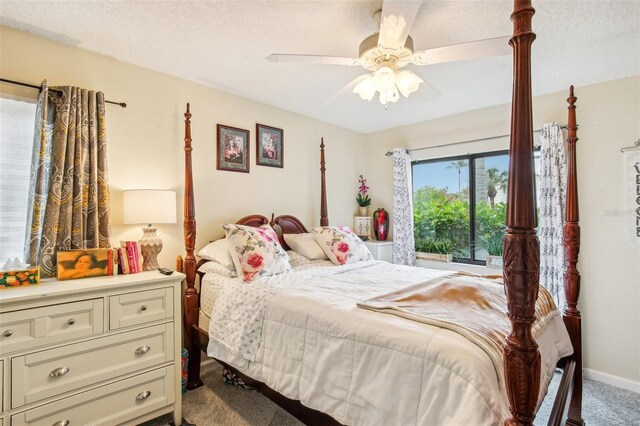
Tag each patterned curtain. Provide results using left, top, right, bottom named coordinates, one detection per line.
left=392, top=148, right=416, bottom=266
left=538, top=123, right=567, bottom=307
left=24, top=81, right=112, bottom=277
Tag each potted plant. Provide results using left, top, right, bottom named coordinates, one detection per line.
left=356, top=175, right=371, bottom=216
left=478, top=233, right=504, bottom=268
left=414, top=237, right=455, bottom=262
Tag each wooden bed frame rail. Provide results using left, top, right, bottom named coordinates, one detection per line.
left=180, top=1, right=583, bottom=424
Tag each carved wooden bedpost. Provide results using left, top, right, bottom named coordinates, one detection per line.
left=320, top=138, right=329, bottom=226
left=563, top=86, right=584, bottom=426
left=183, top=103, right=203, bottom=389
left=503, top=1, right=539, bottom=425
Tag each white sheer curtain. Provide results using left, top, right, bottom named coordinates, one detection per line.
left=392, top=148, right=415, bottom=265
left=539, top=123, right=567, bottom=307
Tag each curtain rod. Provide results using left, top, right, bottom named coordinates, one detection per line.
left=620, top=138, right=640, bottom=153
left=0, top=78, right=127, bottom=108
left=384, top=125, right=569, bottom=156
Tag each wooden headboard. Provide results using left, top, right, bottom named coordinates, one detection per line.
left=236, top=213, right=310, bottom=251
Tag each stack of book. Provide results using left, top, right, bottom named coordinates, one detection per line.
left=117, top=241, right=143, bottom=274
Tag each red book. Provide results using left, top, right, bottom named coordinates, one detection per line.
left=124, top=242, right=137, bottom=273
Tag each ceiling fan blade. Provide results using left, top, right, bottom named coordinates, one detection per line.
left=323, top=75, right=370, bottom=104
left=267, top=54, right=362, bottom=66
left=412, top=36, right=511, bottom=66
left=377, top=0, right=422, bottom=50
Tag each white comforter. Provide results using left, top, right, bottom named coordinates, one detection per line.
left=206, top=260, right=573, bottom=426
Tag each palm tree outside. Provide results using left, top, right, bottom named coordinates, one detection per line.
left=486, top=167, right=508, bottom=208
left=446, top=160, right=468, bottom=193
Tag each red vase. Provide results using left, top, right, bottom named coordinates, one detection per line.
left=373, top=208, right=389, bottom=241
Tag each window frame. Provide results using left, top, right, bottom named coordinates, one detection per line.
left=411, top=148, right=510, bottom=266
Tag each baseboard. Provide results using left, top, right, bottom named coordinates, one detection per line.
left=584, top=368, right=640, bottom=393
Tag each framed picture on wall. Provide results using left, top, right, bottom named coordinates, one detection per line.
left=256, top=123, right=283, bottom=168
left=217, top=124, right=250, bottom=173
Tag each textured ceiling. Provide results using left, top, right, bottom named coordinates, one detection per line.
left=1, top=0, right=639, bottom=133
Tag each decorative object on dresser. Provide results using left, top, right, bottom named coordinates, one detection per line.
left=123, top=189, right=177, bottom=271
left=217, top=124, right=250, bottom=173
left=56, top=248, right=117, bottom=280
left=0, top=271, right=184, bottom=425
left=0, top=258, right=40, bottom=287
left=256, top=124, right=283, bottom=168
left=363, top=240, right=393, bottom=263
left=356, top=174, right=371, bottom=216
left=353, top=216, right=372, bottom=240
left=372, top=207, right=389, bottom=241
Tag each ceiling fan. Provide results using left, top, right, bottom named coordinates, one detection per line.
left=267, top=0, right=511, bottom=107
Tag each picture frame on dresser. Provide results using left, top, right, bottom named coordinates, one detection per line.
left=256, top=123, right=283, bottom=168
left=217, top=124, right=250, bottom=173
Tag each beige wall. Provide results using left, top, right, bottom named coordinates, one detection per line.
left=0, top=26, right=365, bottom=268
left=364, top=76, right=640, bottom=387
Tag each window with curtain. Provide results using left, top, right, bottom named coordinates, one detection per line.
left=0, top=96, right=36, bottom=263
left=412, top=149, right=541, bottom=265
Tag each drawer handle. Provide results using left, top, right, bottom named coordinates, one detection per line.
left=49, top=367, right=70, bottom=377
left=136, top=390, right=151, bottom=401
left=2, top=330, right=13, bottom=337
left=140, top=305, right=148, bottom=311
left=67, top=318, right=76, bottom=325
left=135, top=345, right=151, bottom=355
left=52, top=420, right=70, bottom=426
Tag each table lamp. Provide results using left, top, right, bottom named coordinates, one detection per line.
left=123, top=189, right=177, bottom=271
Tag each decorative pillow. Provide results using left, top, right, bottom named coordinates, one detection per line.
left=197, top=239, right=235, bottom=271
left=198, top=261, right=238, bottom=278
left=284, top=233, right=328, bottom=260
left=312, top=226, right=374, bottom=265
left=223, top=224, right=291, bottom=282
left=287, top=250, right=333, bottom=268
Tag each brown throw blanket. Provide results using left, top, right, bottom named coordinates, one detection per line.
left=357, top=272, right=559, bottom=390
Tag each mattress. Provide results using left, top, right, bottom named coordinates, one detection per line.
left=202, top=259, right=573, bottom=426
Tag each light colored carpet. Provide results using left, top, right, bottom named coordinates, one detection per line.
left=142, top=361, right=640, bottom=426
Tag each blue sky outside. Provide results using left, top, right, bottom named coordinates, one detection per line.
left=413, top=154, right=510, bottom=194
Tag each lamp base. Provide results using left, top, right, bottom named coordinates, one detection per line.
left=140, top=226, right=163, bottom=271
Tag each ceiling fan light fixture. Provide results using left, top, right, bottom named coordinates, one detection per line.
left=353, top=75, right=377, bottom=101
left=373, top=66, right=396, bottom=91
left=378, top=86, right=399, bottom=106
left=395, top=69, right=423, bottom=98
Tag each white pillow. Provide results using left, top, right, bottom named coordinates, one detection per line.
left=284, top=233, right=328, bottom=260
left=198, top=261, right=238, bottom=278
left=197, top=239, right=235, bottom=271
left=223, top=224, right=291, bottom=282
left=312, top=226, right=373, bottom=265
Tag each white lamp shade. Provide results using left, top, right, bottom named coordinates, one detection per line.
left=123, top=190, right=177, bottom=225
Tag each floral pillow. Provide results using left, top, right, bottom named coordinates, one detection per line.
left=223, top=224, right=291, bottom=282
left=312, top=226, right=373, bottom=265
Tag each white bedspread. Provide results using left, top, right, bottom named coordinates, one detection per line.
left=205, top=261, right=573, bottom=426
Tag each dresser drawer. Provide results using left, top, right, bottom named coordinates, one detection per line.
left=11, top=365, right=175, bottom=426
left=0, top=299, right=104, bottom=356
left=109, top=288, right=173, bottom=330
left=11, top=323, right=174, bottom=408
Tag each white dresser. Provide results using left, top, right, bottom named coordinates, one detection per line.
left=0, top=271, right=184, bottom=426
left=364, top=240, right=393, bottom=263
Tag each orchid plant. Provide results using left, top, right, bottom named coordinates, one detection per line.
left=356, top=175, right=371, bottom=207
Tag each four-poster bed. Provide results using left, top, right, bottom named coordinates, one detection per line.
left=180, top=1, right=583, bottom=424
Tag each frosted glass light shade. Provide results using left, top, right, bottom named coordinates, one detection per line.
left=353, top=76, right=376, bottom=101
left=396, top=70, right=423, bottom=97
left=373, top=66, right=396, bottom=91
left=123, top=190, right=177, bottom=225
